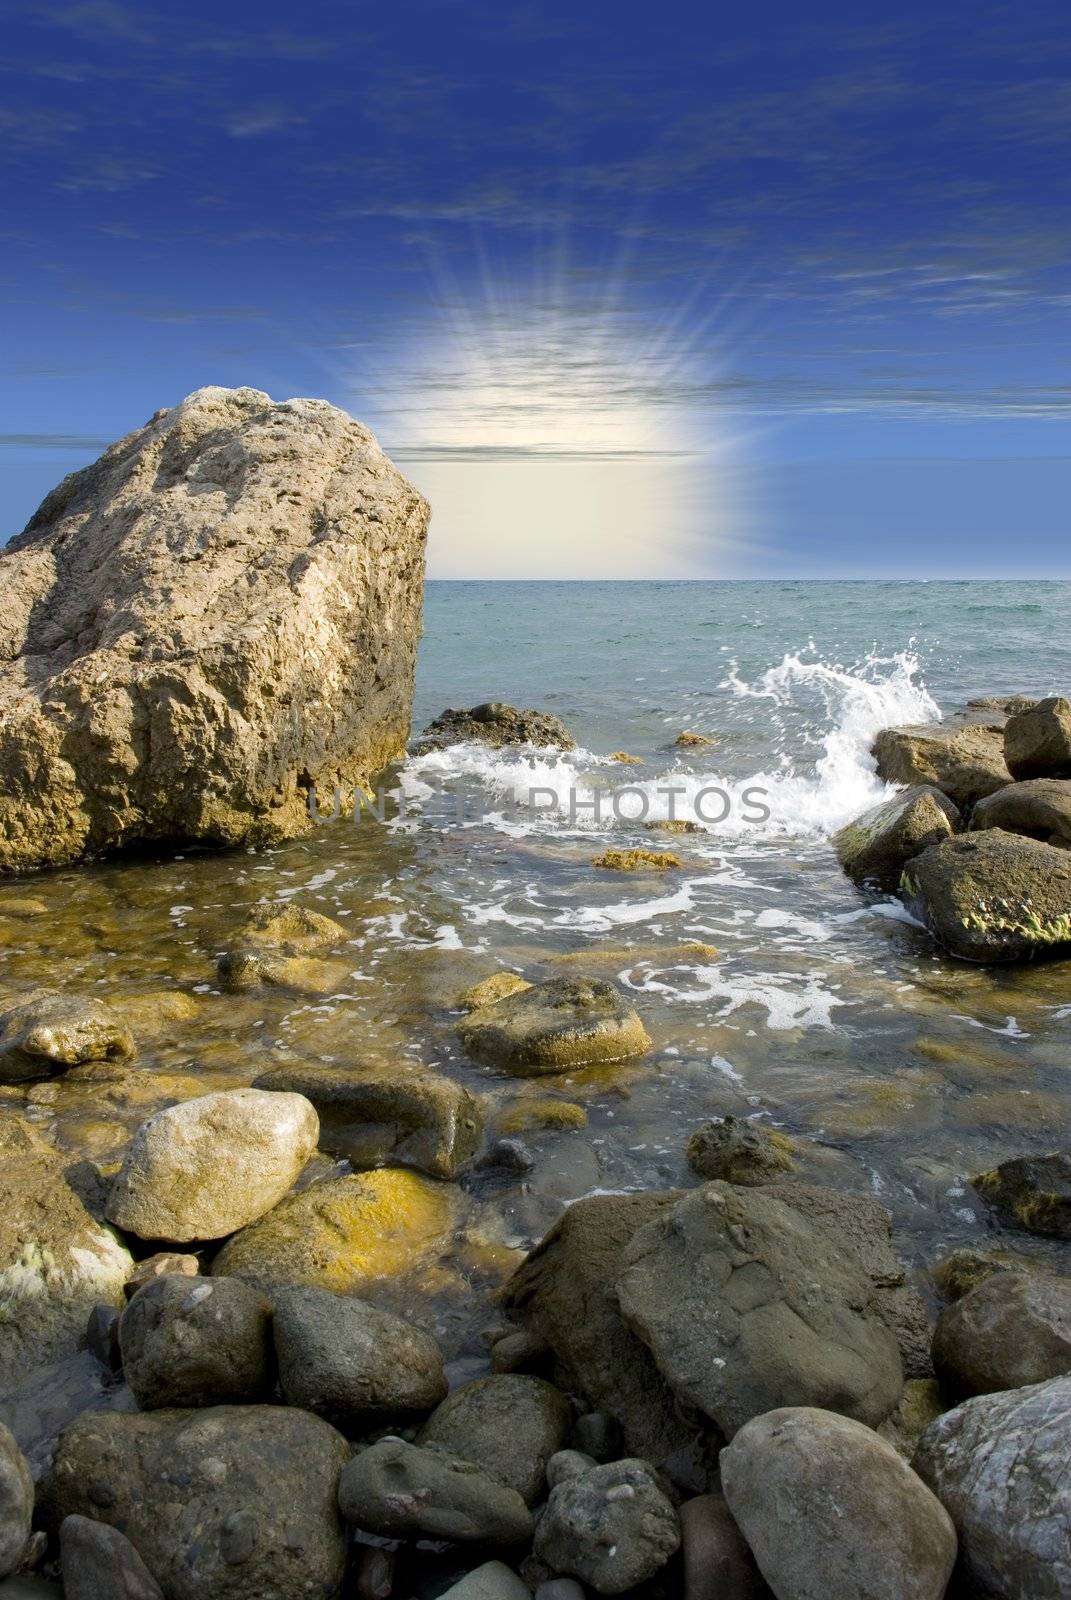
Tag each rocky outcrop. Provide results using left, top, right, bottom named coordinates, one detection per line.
left=971, top=1151, right=1071, bottom=1238
left=900, top=830, right=1071, bottom=962
left=457, top=977, right=651, bottom=1074
left=0, top=386, right=427, bottom=874
left=42, top=1405, right=350, bottom=1600
left=1004, top=696, right=1071, bottom=779
left=415, top=703, right=576, bottom=753
left=105, top=1089, right=319, bottom=1242
left=722, top=1407, right=957, bottom=1600
left=972, top=778, right=1071, bottom=847
left=912, top=1376, right=1071, bottom=1599
left=833, top=786, right=960, bottom=891
left=872, top=715, right=1011, bottom=809
left=0, top=1118, right=132, bottom=1389
left=932, top=1271, right=1071, bottom=1399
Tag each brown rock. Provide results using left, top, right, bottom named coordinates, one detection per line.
left=1004, top=696, right=1071, bottom=779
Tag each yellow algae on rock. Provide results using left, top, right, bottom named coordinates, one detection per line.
left=645, top=819, right=702, bottom=834
left=456, top=972, right=532, bottom=1012
left=211, top=1169, right=460, bottom=1292
left=592, top=849, right=682, bottom=872
left=496, top=1098, right=589, bottom=1134
left=675, top=731, right=713, bottom=748
left=608, top=751, right=642, bottom=765
left=108, top=990, right=201, bottom=1032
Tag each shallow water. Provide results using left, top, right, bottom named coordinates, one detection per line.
left=3, top=578, right=1071, bottom=1370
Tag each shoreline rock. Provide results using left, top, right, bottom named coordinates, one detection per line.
left=416, top=702, right=576, bottom=753
left=457, top=977, right=651, bottom=1074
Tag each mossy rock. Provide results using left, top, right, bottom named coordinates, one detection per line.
left=496, top=1098, right=589, bottom=1135
left=457, top=977, right=651, bottom=1075
left=592, top=849, right=682, bottom=873
left=971, top=1152, right=1071, bottom=1238
left=456, top=973, right=532, bottom=1012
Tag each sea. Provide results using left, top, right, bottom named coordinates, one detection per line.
left=4, top=578, right=1071, bottom=1372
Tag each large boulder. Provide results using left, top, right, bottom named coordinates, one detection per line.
left=417, top=1375, right=571, bottom=1505
left=722, top=1407, right=957, bottom=1600
left=532, top=1458, right=681, bottom=1595
left=0, top=1423, right=33, bottom=1579
left=971, top=1151, right=1071, bottom=1238
left=900, top=830, right=1071, bottom=962
left=118, top=1275, right=275, bottom=1409
left=616, top=1183, right=905, bottom=1437
left=41, top=1405, right=350, bottom=1600
left=105, top=1088, right=319, bottom=1242
left=833, top=786, right=960, bottom=891
left=912, top=1376, right=1071, bottom=1599
left=415, top=702, right=576, bottom=753
left=972, top=778, right=1071, bottom=847
left=0, top=386, right=428, bottom=874
left=1004, top=696, right=1071, bottom=780
left=0, top=1118, right=132, bottom=1389
left=271, top=1286, right=447, bottom=1433
left=210, top=1169, right=459, bottom=1292
left=253, top=1062, right=483, bottom=1180
left=872, top=717, right=1011, bottom=808
left=0, top=991, right=134, bottom=1083
left=337, top=1438, right=534, bottom=1545
left=932, top=1271, right=1071, bottom=1399
left=457, top=977, right=651, bottom=1074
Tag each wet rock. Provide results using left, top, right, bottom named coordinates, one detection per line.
left=337, top=1437, right=534, bottom=1545
left=124, top=1253, right=199, bottom=1298
left=571, top=1411, right=623, bottom=1463
left=675, top=731, right=712, bottom=748
left=496, top=1099, right=587, bottom=1135
left=932, top=1271, right=1071, bottom=1400
left=972, top=1150, right=1071, bottom=1238
left=876, top=1379, right=945, bottom=1460
left=900, top=830, right=1071, bottom=963
left=912, top=1375, right=1071, bottom=1599
left=679, top=1493, right=770, bottom=1600
left=616, top=1183, right=904, bottom=1438
left=86, top=1305, right=121, bottom=1374
left=0, top=897, right=48, bottom=919
left=722, top=1407, right=956, bottom=1600
left=1004, top=695, right=1071, bottom=780
left=972, top=777, right=1071, bottom=848
left=59, top=1515, right=164, bottom=1600
left=478, top=1138, right=535, bottom=1175
left=217, top=906, right=354, bottom=993
left=591, top=849, right=682, bottom=872
left=0, top=993, right=133, bottom=1083
left=0, top=1118, right=132, bottom=1389
left=503, top=1191, right=700, bottom=1466
left=547, top=1450, right=597, bottom=1488
left=271, top=1286, right=447, bottom=1433
left=608, top=750, right=642, bottom=765
left=872, top=717, right=1011, bottom=808
left=834, top=785, right=960, bottom=891
left=416, top=702, right=576, bottom=753
left=232, top=903, right=350, bottom=953
left=216, top=950, right=353, bottom=996
left=418, top=1374, right=570, bottom=1505
left=685, top=1117, right=794, bottom=1185
left=533, top=1458, right=681, bottom=1596
left=457, top=973, right=533, bottom=1011
left=439, top=1564, right=531, bottom=1600
left=211, top=1168, right=459, bottom=1292
left=0, top=1350, right=138, bottom=1485
left=118, top=1275, right=274, bottom=1409
left=252, top=1062, right=482, bottom=1180
left=42, top=1404, right=349, bottom=1600
left=0, top=1423, right=33, bottom=1578
left=458, top=978, right=651, bottom=1074
left=0, top=386, right=428, bottom=874
left=930, top=1243, right=1051, bottom=1301
left=105, top=1088, right=319, bottom=1242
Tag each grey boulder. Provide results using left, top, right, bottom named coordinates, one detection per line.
left=272, top=1286, right=447, bottom=1433
left=533, top=1458, right=681, bottom=1596
left=1004, top=696, right=1071, bottom=780
left=118, top=1275, right=274, bottom=1409
left=913, top=1375, right=1071, bottom=1599
left=933, top=1270, right=1071, bottom=1399
left=0, top=992, right=133, bottom=1083
left=417, top=1374, right=570, bottom=1505
left=722, top=1406, right=957, bottom=1600
left=337, top=1437, right=533, bottom=1545
left=679, top=1493, right=771, bottom=1600
left=0, top=1423, right=33, bottom=1579
left=59, top=1515, right=163, bottom=1600
left=900, top=829, right=1071, bottom=963
left=972, top=777, right=1071, bottom=848
left=834, top=785, right=959, bottom=891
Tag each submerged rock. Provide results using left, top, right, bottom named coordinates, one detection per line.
left=616, top=1183, right=905, bottom=1437
left=872, top=717, right=1011, bottom=808
left=685, top=1116, right=794, bottom=1185
left=533, top=1458, right=681, bottom=1596
left=456, top=973, right=532, bottom=1011
left=972, top=777, right=1071, bottom=847
left=0, top=386, right=428, bottom=875
left=912, top=1375, right=1071, bottom=1599
left=416, top=702, right=576, bottom=752
left=252, top=1061, right=483, bottom=1180
left=337, top=1437, right=534, bottom=1545
left=0, top=992, right=133, bottom=1083
left=271, top=1286, right=447, bottom=1433
left=418, top=1374, right=571, bottom=1505
left=900, top=829, right=1071, bottom=962
left=1004, top=695, right=1071, bottom=780
left=932, top=1271, right=1071, bottom=1399
left=211, top=1168, right=459, bottom=1292
left=722, top=1407, right=957, bottom=1600
left=833, top=785, right=960, bottom=891
left=972, top=1151, right=1071, bottom=1238
left=105, top=1089, right=319, bottom=1242
left=0, top=1423, right=33, bottom=1579
left=43, top=1405, right=350, bottom=1600
left=457, top=977, right=651, bottom=1074
left=217, top=904, right=354, bottom=993
left=591, top=848, right=682, bottom=872
left=675, top=731, right=713, bottom=748
left=0, top=1118, right=132, bottom=1389
left=118, top=1275, right=274, bottom=1409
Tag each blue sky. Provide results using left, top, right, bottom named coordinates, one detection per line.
left=1, top=0, right=1069, bottom=575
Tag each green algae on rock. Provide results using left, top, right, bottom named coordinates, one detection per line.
left=901, top=829, right=1071, bottom=962
left=972, top=1152, right=1071, bottom=1239
left=834, top=785, right=960, bottom=891
left=686, top=1115, right=795, bottom=1185
left=457, top=977, right=651, bottom=1075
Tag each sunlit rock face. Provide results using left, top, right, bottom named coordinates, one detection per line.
left=0, top=386, right=428, bottom=873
